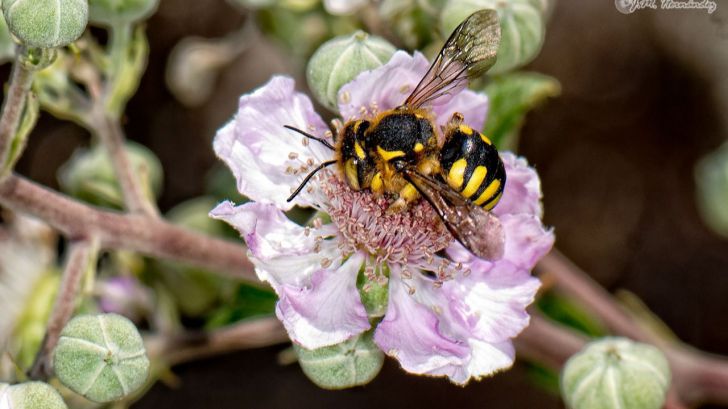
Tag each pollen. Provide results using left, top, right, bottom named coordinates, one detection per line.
left=321, top=175, right=454, bottom=271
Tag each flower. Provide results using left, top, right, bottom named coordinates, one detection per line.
left=323, top=0, right=368, bottom=15
left=210, top=50, right=554, bottom=384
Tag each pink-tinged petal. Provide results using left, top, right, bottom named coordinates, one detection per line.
left=494, top=152, right=544, bottom=218
left=211, top=201, right=369, bottom=348
left=277, top=252, right=370, bottom=349
left=460, top=265, right=540, bottom=343
left=338, top=51, right=429, bottom=120
left=374, top=273, right=469, bottom=376
left=214, top=76, right=333, bottom=210
left=432, top=89, right=489, bottom=130
left=499, top=213, right=555, bottom=271
left=339, top=51, right=489, bottom=131
left=210, top=201, right=338, bottom=286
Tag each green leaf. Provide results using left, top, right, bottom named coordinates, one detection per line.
left=441, top=0, right=546, bottom=74
left=536, top=290, right=606, bottom=338
left=205, top=284, right=277, bottom=328
left=483, top=71, right=559, bottom=149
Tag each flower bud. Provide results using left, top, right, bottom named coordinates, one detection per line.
left=307, top=30, right=395, bottom=111
left=88, top=0, right=159, bottom=27
left=695, top=142, right=728, bottom=238
left=0, top=382, right=68, bottom=409
left=441, top=0, right=546, bottom=74
left=560, top=337, right=670, bottom=409
left=0, top=13, right=16, bottom=63
left=53, top=313, right=150, bottom=403
left=295, top=331, right=384, bottom=389
left=58, top=141, right=163, bottom=209
left=2, top=0, right=88, bottom=48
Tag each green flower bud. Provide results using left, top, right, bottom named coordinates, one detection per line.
left=53, top=313, right=150, bottom=403
left=0, top=382, right=68, bottom=409
left=88, top=0, right=159, bottom=26
left=0, top=11, right=16, bottom=63
left=560, top=337, right=670, bottom=409
left=58, top=141, right=163, bottom=209
left=295, top=331, right=384, bottom=389
left=695, top=142, right=728, bottom=238
left=2, top=0, right=88, bottom=48
left=441, top=0, right=546, bottom=74
left=307, top=30, right=395, bottom=111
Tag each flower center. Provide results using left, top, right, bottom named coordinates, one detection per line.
left=321, top=174, right=453, bottom=270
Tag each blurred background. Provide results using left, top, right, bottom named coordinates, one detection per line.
left=7, top=0, right=728, bottom=407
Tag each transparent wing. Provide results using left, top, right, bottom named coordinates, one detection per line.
left=403, top=168, right=504, bottom=260
left=403, top=9, right=501, bottom=109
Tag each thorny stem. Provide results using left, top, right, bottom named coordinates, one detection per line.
left=0, top=57, right=34, bottom=180
left=29, top=239, right=100, bottom=380
left=0, top=174, right=255, bottom=280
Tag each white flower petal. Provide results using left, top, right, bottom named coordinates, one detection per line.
left=494, top=152, right=544, bottom=217
left=324, top=0, right=367, bottom=15
left=214, top=76, right=333, bottom=210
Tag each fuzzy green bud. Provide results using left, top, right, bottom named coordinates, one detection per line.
left=295, top=331, right=384, bottom=389
left=53, top=313, right=150, bottom=403
left=560, top=337, right=670, bottom=409
left=441, top=0, right=545, bottom=74
left=2, top=0, right=88, bottom=48
left=307, top=30, right=395, bottom=112
left=0, top=382, right=68, bottom=409
left=88, top=0, right=159, bottom=26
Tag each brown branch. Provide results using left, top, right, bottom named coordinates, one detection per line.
left=535, top=249, right=728, bottom=407
left=0, top=57, right=34, bottom=179
left=145, top=317, right=289, bottom=366
left=29, top=239, right=99, bottom=380
left=0, top=173, right=255, bottom=281
left=90, top=111, right=158, bottom=217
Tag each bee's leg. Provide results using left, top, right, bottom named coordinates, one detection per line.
left=387, top=183, right=420, bottom=214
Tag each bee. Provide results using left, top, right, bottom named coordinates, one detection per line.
left=286, top=10, right=505, bottom=260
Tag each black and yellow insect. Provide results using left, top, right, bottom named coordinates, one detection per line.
left=286, top=10, right=505, bottom=260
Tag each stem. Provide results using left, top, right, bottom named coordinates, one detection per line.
left=91, top=111, right=158, bottom=216
left=145, top=317, right=288, bottom=366
left=536, top=250, right=662, bottom=345
left=0, top=57, right=34, bottom=180
left=0, top=174, right=255, bottom=281
left=536, top=249, right=728, bottom=407
left=29, top=239, right=99, bottom=380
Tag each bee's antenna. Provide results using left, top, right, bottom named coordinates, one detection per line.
left=287, top=159, right=337, bottom=202
left=284, top=125, right=335, bottom=150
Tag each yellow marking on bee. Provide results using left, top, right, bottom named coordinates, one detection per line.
left=353, top=120, right=362, bottom=134
left=371, top=172, right=384, bottom=193
left=474, top=179, right=501, bottom=206
left=483, top=191, right=503, bottom=210
left=458, top=124, right=474, bottom=136
left=413, top=143, right=424, bottom=153
left=462, top=166, right=487, bottom=198
left=447, top=159, right=467, bottom=190
left=479, top=133, right=492, bottom=145
left=415, top=113, right=424, bottom=119
left=377, top=146, right=406, bottom=162
left=354, top=142, right=366, bottom=160
left=400, top=183, right=419, bottom=203
left=344, top=159, right=360, bottom=191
